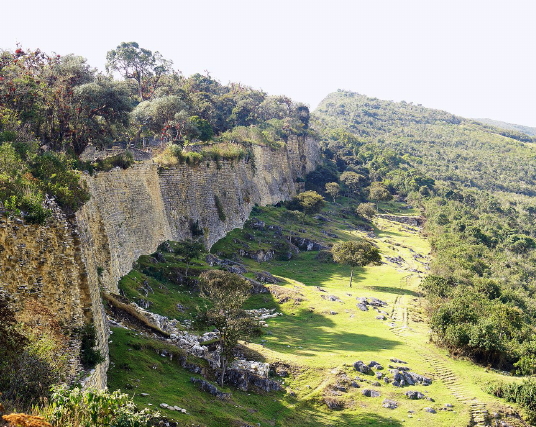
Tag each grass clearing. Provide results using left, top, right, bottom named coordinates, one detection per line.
left=108, top=201, right=527, bottom=426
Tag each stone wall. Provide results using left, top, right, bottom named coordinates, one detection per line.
left=77, top=136, right=319, bottom=294
left=0, top=136, right=320, bottom=390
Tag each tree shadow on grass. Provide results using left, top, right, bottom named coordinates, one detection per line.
left=281, top=402, right=405, bottom=427
left=336, top=412, right=405, bottom=426
left=245, top=306, right=401, bottom=360
left=364, top=285, right=419, bottom=297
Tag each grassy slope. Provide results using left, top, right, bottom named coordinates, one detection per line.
left=108, top=201, right=525, bottom=426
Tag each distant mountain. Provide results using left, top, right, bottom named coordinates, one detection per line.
left=473, top=118, right=536, bottom=137
left=313, top=90, right=536, bottom=196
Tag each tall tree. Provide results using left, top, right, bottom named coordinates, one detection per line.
left=325, top=182, right=340, bottom=202
left=106, top=42, right=172, bottom=101
left=332, top=240, right=381, bottom=287
left=199, top=270, right=256, bottom=386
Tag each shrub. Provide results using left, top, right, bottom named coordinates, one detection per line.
left=44, top=386, right=159, bottom=427
left=487, top=379, right=536, bottom=424
left=214, top=195, right=226, bottom=221
left=286, top=191, right=325, bottom=215
left=77, top=324, right=104, bottom=369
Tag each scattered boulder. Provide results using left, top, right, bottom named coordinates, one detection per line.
left=382, top=399, right=398, bottom=409
left=424, top=407, right=437, bottom=414
left=205, top=253, right=222, bottom=266
left=368, top=297, right=388, bottom=307
left=357, top=303, right=369, bottom=311
left=256, top=271, right=282, bottom=284
left=246, top=218, right=265, bottom=229
left=287, top=236, right=328, bottom=251
left=223, top=263, right=247, bottom=274
left=221, top=369, right=282, bottom=392
left=239, top=249, right=275, bottom=262
left=246, top=278, right=269, bottom=294
left=353, top=361, right=372, bottom=374
left=405, top=391, right=426, bottom=400
left=362, top=389, right=381, bottom=397
left=190, top=378, right=230, bottom=399
left=321, top=294, right=341, bottom=302
left=368, top=361, right=384, bottom=370
left=324, top=397, right=344, bottom=410
left=390, top=358, right=407, bottom=364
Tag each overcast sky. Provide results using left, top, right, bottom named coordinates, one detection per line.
left=2, top=0, right=535, bottom=126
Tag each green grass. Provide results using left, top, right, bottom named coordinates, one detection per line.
left=108, top=201, right=527, bottom=426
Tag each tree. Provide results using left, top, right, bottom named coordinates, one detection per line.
left=368, top=182, right=392, bottom=209
left=199, top=270, right=257, bottom=386
left=172, top=239, right=205, bottom=277
left=325, top=182, right=340, bottom=202
left=332, top=240, right=381, bottom=287
left=131, top=95, right=196, bottom=144
left=106, top=42, right=173, bottom=101
left=356, top=202, right=376, bottom=220
left=287, top=191, right=325, bottom=215
left=70, top=79, right=131, bottom=154
left=340, top=171, right=365, bottom=197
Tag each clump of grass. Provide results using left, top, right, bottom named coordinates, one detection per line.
left=155, top=143, right=250, bottom=169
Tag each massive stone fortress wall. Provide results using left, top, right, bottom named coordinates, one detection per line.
left=0, top=136, right=320, bottom=389
left=77, top=136, right=320, bottom=294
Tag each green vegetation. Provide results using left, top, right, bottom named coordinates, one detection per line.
left=199, top=270, right=258, bottom=386
left=39, top=385, right=159, bottom=427
left=332, top=240, right=381, bottom=287
left=0, top=142, right=89, bottom=222
left=314, top=90, right=536, bottom=196
left=312, top=90, right=536, bottom=373
left=0, top=42, right=310, bottom=225
left=487, top=379, right=536, bottom=424
left=285, top=190, right=325, bottom=215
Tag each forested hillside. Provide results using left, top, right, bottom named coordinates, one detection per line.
left=474, top=118, right=536, bottom=137
left=312, top=90, right=536, bottom=373
left=314, top=91, right=536, bottom=196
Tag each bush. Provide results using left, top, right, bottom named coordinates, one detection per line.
left=77, top=324, right=104, bottom=369
left=286, top=191, right=325, bottom=215
left=487, top=379, right=536, bottom=424
left=214, top=195, right=226, bottom=221
left=44, top=386, right=159, bottom=427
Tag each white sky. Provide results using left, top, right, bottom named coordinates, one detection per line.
left=3, top=0, right=536, bottom=126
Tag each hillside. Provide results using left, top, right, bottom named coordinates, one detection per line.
left=314, top=91, right=536, bottom=196
left=101, top=198, right=531, bottom=427
left=3, top=45, right=536, bottom=427
left=473, top=118, right=536, bottom=137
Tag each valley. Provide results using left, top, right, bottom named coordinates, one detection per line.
left=106, top=200, right=526, bottom=426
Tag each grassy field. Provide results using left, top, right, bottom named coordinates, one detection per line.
left=108, top=201, right=526, bottom=426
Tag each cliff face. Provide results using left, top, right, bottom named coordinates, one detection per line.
left=0, top=136, right=320, bottom=390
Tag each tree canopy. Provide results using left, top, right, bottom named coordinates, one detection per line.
left=332, top=240, right=381, bottom=287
